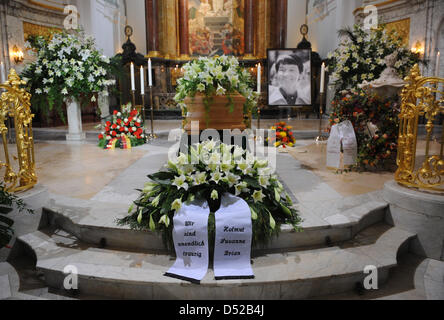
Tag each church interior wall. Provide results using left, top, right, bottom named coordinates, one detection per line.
left=125, top=0, right=146, bottom=54
left=0, top=0, right=442, bottom=76
left=1, top=0, right=67, bottom=73
left=286, top=0, right=307, bottom=49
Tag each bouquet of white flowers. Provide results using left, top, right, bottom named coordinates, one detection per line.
left=174, top=56, right=258, bottom=123
left=22, top=30, right=120, bottom=121
left=327, top=24, right=420, bottom=94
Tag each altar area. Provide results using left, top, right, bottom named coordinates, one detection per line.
left=1, top=0, right=444, bottom=302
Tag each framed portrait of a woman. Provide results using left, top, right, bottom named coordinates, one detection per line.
left=267, top=49, right=312, bottom=106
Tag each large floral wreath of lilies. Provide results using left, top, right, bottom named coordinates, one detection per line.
left=118, top=140, right=302, bottom=249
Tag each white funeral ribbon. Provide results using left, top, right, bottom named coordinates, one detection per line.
left=213, top=194, right=254, bottom=280
left=165, top=199, right=211, bottom=284
left=327, top=120, right=358, bottom=168
left=338, top=120, right=358, bottom=166
left=327, top=123, right=342, bottom=169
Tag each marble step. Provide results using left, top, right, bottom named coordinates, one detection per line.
left=40, top=193, right=389, bottom=253
left=17, top=224, right=415, bottom=300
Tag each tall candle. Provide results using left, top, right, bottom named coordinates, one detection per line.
left=435, top=51, right=440, bottom=77
left=140, top=65, right=145, bottom=95
left=148, top=58, right=153, bottom=87
left=0, top=62, right=5, bottom=84
left=130, top=62, right=135, bottom=91
left=257, top=63, right=261, bottom=94
left=320, top=62, right=326, bottom=94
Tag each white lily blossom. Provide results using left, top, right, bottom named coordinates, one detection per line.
left=172, top=175, right=189, bottom=191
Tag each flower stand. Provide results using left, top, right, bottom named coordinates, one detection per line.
left=66, top=98, right=86, bottom=142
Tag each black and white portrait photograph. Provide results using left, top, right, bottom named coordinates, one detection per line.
left=267, top=49, right=312, bottom=106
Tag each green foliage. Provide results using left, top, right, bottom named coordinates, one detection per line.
left=329, top=89, right=399, bottom=170
left=0, top=184, right=34, bottom=248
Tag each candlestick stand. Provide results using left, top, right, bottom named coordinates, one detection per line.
left=257, top=105, right=261, bottom=132
left=141, top=93, right=146, bottom=134
left=131, top=90, right=136, bottom=108
left=316, top=92, right=327, bottom=142
left=255, top=104, right=264, bottom=144
left=148, top=86, right=157, bottom=140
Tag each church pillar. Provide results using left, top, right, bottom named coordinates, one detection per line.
left=273, top=0, right=287, bottom=48
left=145, top=0, right=160, bottom=57
left=178, top=0, right=189, bottom=59
left=244, top=0, right=255, bottom=58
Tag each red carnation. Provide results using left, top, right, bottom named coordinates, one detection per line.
left=111, top=124, right=117, bottom=129
left=120, top=127, right=125, bottom=132
left=113, top=110, right=118, bottom=115
left=135, top=122, right=141, bottom=127
left=128, top=117, right=133, bottom=123
left=117, top=119, right=122, bottom=125
left=111, top=131, right=117, bottom=136
left=105, top=127, right=110, bottom=132
left=98, top=134, right=104, bottom=140
left=106, top=121, right=111, bottom=127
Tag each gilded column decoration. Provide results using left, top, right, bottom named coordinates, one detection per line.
left=178, top=0, right=190, bottom=59
left=244, top=0, right=255, bottom=59
left=395, top=64, right=444, bottom=192
left=255, top=0, right=269, bottom=59
left=145, top=0, right=160, bottom=57
left=272, top=0, right=287, bottom=48
left=0, top=69, right=37, bottom=193
left=159, top=0, right=178, bottom=59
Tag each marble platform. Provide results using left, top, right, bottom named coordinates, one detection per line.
left=5, top=134, right=443, bottom=299
left=18, top=224, right=414, bottom=300
left=384, top=181, right=444, bottom=261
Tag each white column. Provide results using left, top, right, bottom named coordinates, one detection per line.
left=66, top=98, right=86, bottom=142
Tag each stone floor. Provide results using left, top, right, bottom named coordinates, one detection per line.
left=51, top=119, right=330, bottom=133
left=26, top=139, right=392, bottom=200
left=1, top=119, right=443, bottom=300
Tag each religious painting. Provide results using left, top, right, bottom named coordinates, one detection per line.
left=267, top=49, right=312, bottom=106
left=385, top=18, right=411, bottom=48
left=307, top=0, right=332, bottom=24
left=188, top=0, right=244, bottom=56
left=23, top=22, right=61, bottom=42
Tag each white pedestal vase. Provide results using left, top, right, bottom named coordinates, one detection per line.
left=65, top=98, right=86, bottom=142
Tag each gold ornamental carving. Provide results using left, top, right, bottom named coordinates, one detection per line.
left=395, top=64, right=444, bottom=192
left=0, top=69, right=37, bottom=193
